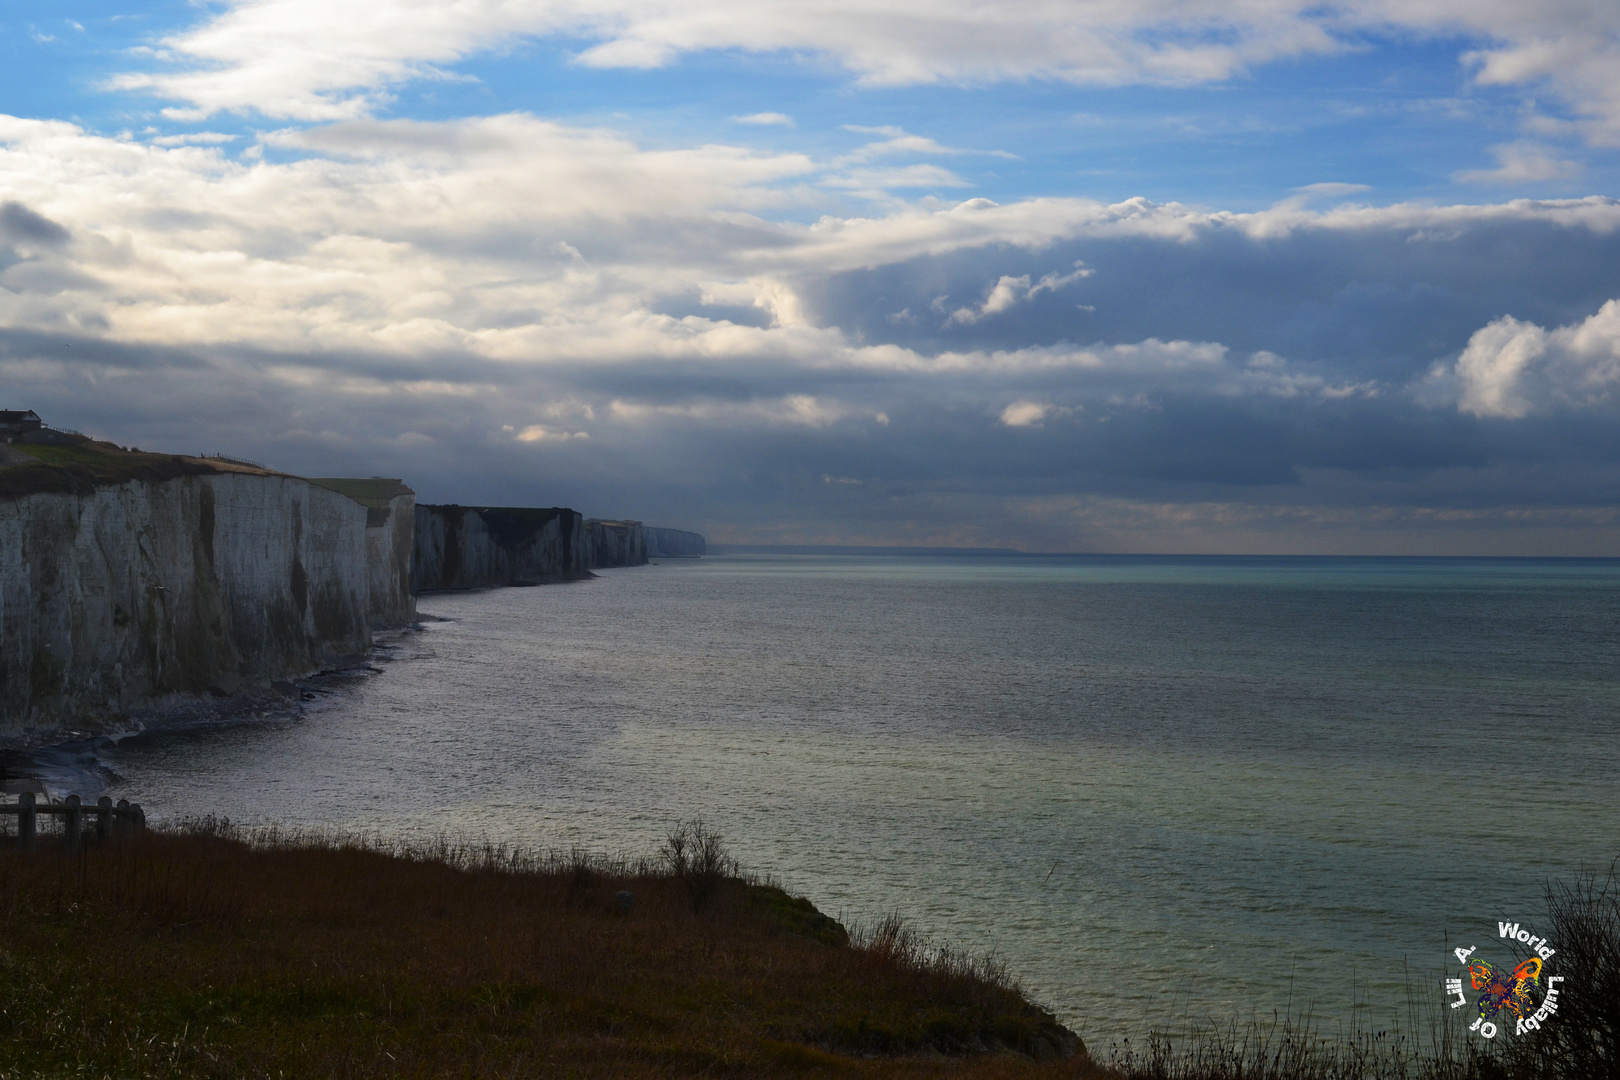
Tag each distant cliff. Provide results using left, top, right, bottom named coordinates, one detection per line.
left=645, top=527, right=706, bottom=559
left=412, top=510, right=706, bottom=590
left=0, top=443, right=414, bottom=738
left=412, top=506, right=587, bottom=591
left=585, top=519, right=647, bottom=568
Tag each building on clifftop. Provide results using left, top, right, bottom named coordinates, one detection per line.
left=0, top=410, right=43, bottom=441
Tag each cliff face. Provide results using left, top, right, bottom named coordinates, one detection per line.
left=412, top=505, right=586, bottom=591
left=309, top=479, right=416, bottom=628
left=584, top=519, right=647, bottom=568
left=0, top=471, right=404, bottom=737
left=645, top=527, right=706, bottom=559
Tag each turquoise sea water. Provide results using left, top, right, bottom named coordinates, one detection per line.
left=70, top=555, right=1620, bottom=1044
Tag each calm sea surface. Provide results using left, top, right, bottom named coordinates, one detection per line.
left=56, top=555, right=1620, bottom=1044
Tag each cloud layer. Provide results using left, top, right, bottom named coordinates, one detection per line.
left=112, top=0, right=1620, bottom=149
left=4, top=111, right=1620, bottom=551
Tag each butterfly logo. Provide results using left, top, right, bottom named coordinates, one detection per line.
left=1468, top=956, right=1542, bottom=1022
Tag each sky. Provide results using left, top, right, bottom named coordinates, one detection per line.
left=2, top=1, right=1620, bottom=553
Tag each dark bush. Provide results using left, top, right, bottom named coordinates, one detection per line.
left=660, top=818, right=736, bottom=913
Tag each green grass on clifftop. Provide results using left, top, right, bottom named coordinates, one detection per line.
left=0, top=441, right=279, bottom=501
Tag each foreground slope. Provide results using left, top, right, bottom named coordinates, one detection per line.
left=0, top=830, right=1089, bottom=1079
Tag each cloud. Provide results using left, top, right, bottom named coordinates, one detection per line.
left=1291, top=182, right=1372, bottom=202
left=104, top=0, right=1620, bottom=144
left=821, top=164, right=969, bottom=195
left=835, top=126, right=1018, bottom=164
left=1454, top=142, right=1582, bottom=184
left=733, top=112, right=795, bottom=126
left=149, top=132, right=240, bottom=147
left=515, top=424, right=589, bottom=441
left=948, top=265, right=1091, bottom=324
left=1000, top=400, right=1068, bottom=427
left=950, top=275, right=1030, bottom=324
left=1447, top=300, right=1620, bottom=418
left=5, top=110, right=1620, bottom=550
left=0, top=200, right=70, bottom=246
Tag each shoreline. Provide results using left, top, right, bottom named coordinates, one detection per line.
left=0, top=621, right=432, bottom=795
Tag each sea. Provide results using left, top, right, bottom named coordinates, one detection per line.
left=27, top=554, right=1620, bottom=1047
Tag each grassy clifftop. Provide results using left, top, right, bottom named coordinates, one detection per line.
left=0, top=828, right=1090, bottom=1079
left=0, top=439, right=279, bottom=501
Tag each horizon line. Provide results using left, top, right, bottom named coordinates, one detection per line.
left=703, top=544, right=1620, bottom=560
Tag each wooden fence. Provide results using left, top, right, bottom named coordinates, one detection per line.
left=0, top=793, right=146, bottom=848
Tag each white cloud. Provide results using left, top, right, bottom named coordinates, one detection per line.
left=820, top=164, right=969, bottom=193
left=835, top=126, right=1018, bottom=164
left=1449, top=300, right=1620, bottom=418
left=950, top=274, right=1030, bottom=324
left=1000, top=400, right=1065, bottom=426
left=732, top=112, right=794, bottom=126
left=516, top=424, right=589, bottom=441
left=948, top=264, right=1091, bottom=323
left=1453, top=142, right=1582, bottom=184
left=103, top=0, right=1620, bottom=143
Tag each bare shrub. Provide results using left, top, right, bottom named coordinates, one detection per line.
left=661, top=819, right=736, bottom=913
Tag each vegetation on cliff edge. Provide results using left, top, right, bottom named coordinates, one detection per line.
left=0, top=441, right=278, bottom=501
left=0, top=822, right=1088, bottom=1079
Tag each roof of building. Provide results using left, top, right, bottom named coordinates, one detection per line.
left=0, top=409, right=42, bottom=425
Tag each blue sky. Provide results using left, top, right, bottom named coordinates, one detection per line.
left=3, top=0, right=1620, bottom=551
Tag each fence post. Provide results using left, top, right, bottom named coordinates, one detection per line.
left=18, top=791, right=35, bottom=849
left=131, top=803, right=145, bottom=830
left=97, top=796, right=113, bottom=839
left=64, top=794, right=81, bottom=849
left=116, top=799, right=130, bottom=835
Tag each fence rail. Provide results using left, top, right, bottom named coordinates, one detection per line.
left=0, top=794, right=146, bottom=848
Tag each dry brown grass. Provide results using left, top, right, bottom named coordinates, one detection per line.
left=0, top=824, right=1093, bottom=1079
